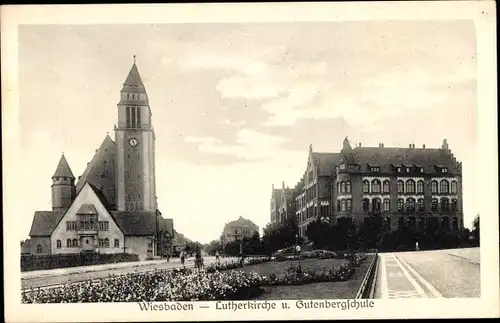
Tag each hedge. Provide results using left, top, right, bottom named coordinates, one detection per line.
left=21, top=253, right=139, bottom=272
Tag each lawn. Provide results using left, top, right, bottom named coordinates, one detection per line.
left=237, top=254, right=374, bottom=300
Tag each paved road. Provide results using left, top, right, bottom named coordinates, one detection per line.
left=21, top=256, right=235, bottom=290
left=374, top=248, right=480, bottom=299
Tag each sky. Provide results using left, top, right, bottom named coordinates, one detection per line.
left=16, top=21, right=477, bottom=244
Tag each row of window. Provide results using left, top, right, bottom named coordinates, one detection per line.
left=362, top=179, right=458, bottom=194
left=337, top=165, right=449, bottom=174
left=126, top=106, right=142, bottom=128
left=337, top=181, right=352, bottom=194
left=66, top=221, right=110, bottom=231
left=296, top=216, right=460, bottom=239
left=360, top=198, right=458, bottom=213
left=55, top=238, right=120, bottom=248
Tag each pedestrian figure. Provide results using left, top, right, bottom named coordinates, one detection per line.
left=180, top=250, right=185, bottom=267
left=215, top=250, right=220, bottom=263
left=415, top=241, right=419, bottom=251
left=167, top=252, right=170, bottom=262
left=195, top=248, right=204, bottom=270
left=239, top=252, right=245, bottom=267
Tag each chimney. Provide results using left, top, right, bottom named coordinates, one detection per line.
left=409, top=144, right=412, bottom=148
left=423, top=144, right=426, bottom=149
left=359, top=142, right=362, bottom=147
left=282, top=181, right=285, bottom=190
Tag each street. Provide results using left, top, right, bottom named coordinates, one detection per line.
left=21, top=256, right=230, bottom=290
left=374, top=248, right=480, bottom=299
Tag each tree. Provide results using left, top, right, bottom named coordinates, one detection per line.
left=472, top=214, right=480, bottom=246
left=205, top=240, right=222, bottom=256
left=262, top=217, right=298, bottom=255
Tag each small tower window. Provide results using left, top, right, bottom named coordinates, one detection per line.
left=114, top=239, right=120, bottom=248
left=136, top=106, right=141, bottom=127
left=126, top=106, right=131, bottom=128
left=56, top=240, right=62, bottom=248
left=36, top=245, right=42, bottom=253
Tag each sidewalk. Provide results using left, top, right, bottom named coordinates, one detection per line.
left=21, top=257, right=183, bottom=279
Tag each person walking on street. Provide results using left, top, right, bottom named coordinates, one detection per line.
left=215, top=250, right=220, bottom=263
left=180, top=250, right=186, bottom=267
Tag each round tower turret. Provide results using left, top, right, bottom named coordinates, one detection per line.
left=51, top=154, right=76, bottom=211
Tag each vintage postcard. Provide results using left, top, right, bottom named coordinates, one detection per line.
left=2, top=1, right=498, bottom=322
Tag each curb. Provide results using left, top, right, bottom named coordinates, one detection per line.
left=355, top=251, right=379, bottom=299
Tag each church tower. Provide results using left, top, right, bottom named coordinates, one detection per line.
left=115, top=57, right=157, bottom=212
left=51, top=154, right=76, bottom=211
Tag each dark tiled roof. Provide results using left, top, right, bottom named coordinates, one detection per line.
left=76, top=135, right=117, bottom=209
left=352, top=147, right=460, bottom=173
left=110, top=211, right=158, bottom=236
left=123, top=63, right=145, bottom=88
left=76, top=204, right=98, bottom=215
left=29, top=211, right=65, bottom=237
left=312, top=152, right=340, bottom=175
left=224, top=216, right=259, bottom=231
left=52, top=154, right=75, bottom=179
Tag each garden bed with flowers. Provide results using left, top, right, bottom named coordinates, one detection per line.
left=22, top=255, right=364, bottom=303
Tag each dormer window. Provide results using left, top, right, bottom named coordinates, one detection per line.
left=420, top=168, right=424, bottom=173
left=339, top=164, right=346, bottom=170
left=370, top=167, right=380, bottom=173
left=406, top=167, right=411, bottom=173
left=397, top=167, right=401, bottom=173
left=442, top=168, right=448, bottom=173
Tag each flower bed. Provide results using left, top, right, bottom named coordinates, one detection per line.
left=22, top=258, right=354, bottom=303
left=205, top=257, right=270, bottom=273
left=263, top=263, right=354, bottom=286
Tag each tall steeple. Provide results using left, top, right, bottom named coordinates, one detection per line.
left=51, top=154, right=76, bottom=211
left=119, top=56, right=148, bottom=105
left=115, top=58, right=157, bottom=212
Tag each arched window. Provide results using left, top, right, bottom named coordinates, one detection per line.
left=36, top=245, right=42, bottom=253
left=451, top=199, right=458, bottom=212
left=406, top=180, right=416, bottom=194
left=431, top=198, right=438, bottom=211
left=341, top=182, right=346, bottom=193
left=397, top=198, right=404, bottom=212
left=337, top=182, right=341, bottom=193
left=337, top=200, right=341, bottom=212
left=341, top=199, right=346, bottom=211
left=385, top=217, right=391, bottom=230
left=418, top=198, right=425, bottom=212
left=451, top=181, right=458, bottom=194
left=398, top=217, right=405, bottom=229
left=452, top=217, right=459, bottom=231
left=383, top=199, right=390, bottom=211
left=362, top=180, right=370, bottom=193
left=66, top=239, right=71, bottom=248
left=418, top=217, right=426, bottom=231
left=372, top=198, right=381, bottom=212
left=441, top=198, right=450, bottom=212
left=346, top=181, right=351, bottom=193
left=383, top=180, right=390, bottom=194
left=417, top=180, right=424, bottom=194
left=440, top=180, right=449, bottom=194
left=346, top=199, right=352, bottom=210
left=372, top=180, right=381, bottom=193
left=362, top=199, right=370, bottom=212
left=397, top=180, right=404, bottom=193
left=441, top=217, right=450, bottom=230
left=431, top=181, right=438, bottom=194
left=406, top=198, right=416, bottom=213
left=72, top=239, right=78, bottom=248
left=56, top=240, right=62, bottom=249
left=104, top=238, right=109, bottom=248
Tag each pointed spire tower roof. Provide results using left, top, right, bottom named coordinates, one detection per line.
left=52, top=154, right=75, bottom=179
left=122, top=56, right=146, bottom=93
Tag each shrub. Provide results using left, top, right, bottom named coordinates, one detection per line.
left=21, top=253, right=140, bottom=272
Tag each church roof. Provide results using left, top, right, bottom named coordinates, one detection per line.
left=110, top=211, right=158, bottom=236
left=76, top=135, right=117, bottom=209
left=122, top=62, right=146, bottom=93
left=29, top=211, right=65, bottom=236
left=52, top=154, right=75, bottom=179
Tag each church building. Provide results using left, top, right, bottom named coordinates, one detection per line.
left=24, top=59, right=174, bottom=260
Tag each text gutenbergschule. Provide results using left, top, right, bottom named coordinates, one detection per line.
left=215, top=299, right=375, bottom=311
